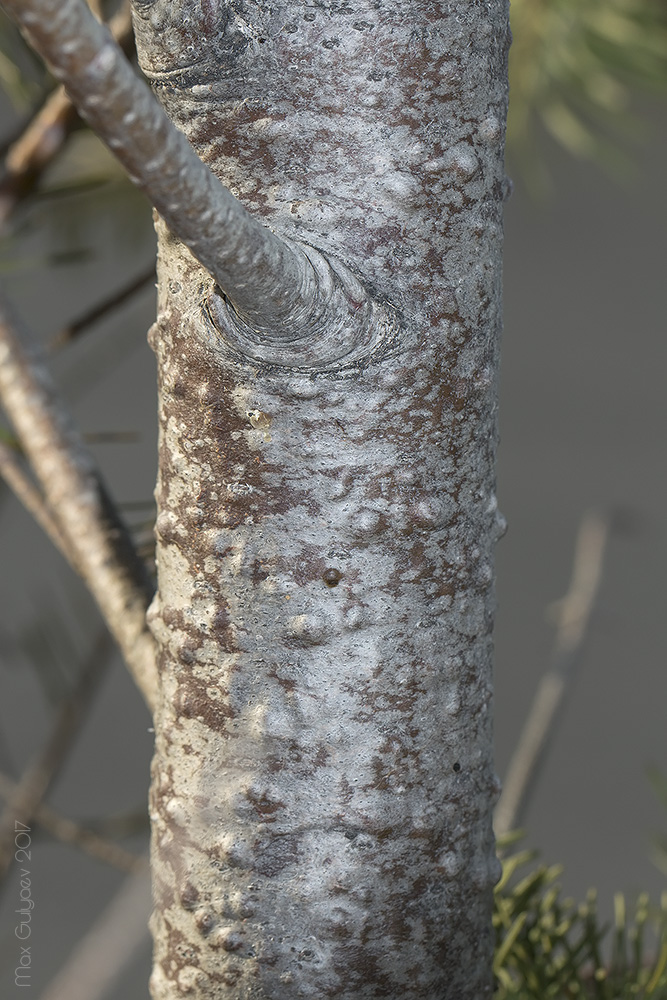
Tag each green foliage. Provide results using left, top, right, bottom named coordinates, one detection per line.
left=508, top=0, right=667, bottom=184
left=495, top=836, right=667, bottom=998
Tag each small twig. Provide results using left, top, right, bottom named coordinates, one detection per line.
left=80, top=808, right=149, bottom=840
left=494, top=510, right=611, bottom=838
left=0, top=438, right=72, bottom=558
left=83, top=430, right=140, bottom=444
left=49, top=264, right=156, bottom=350
left=0, top=88, right=79, bottom=226
left=0, top=292, right=158, bottom=712
left=0, top=770, right=142, bottom=873
left=38, top=858, right=151, bottom=1000
left=0, top=629, right=113, bottom=881
left=0, top=2, right=134, bottom=228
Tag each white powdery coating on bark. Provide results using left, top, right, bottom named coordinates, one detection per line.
left=137, top=2, right=510, bottom=997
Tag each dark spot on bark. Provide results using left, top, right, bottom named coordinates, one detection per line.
left=329, top=917, right=354, bottom=940
left=175, top=681, right=234, bottom=733
left=163, top=925, right=201, bottom=979
left=266, top=753, right=286, bottom=773
left=253, top=834, right=299, bottom=877
left=179, top=882, right=200, bottom=911
left=195, top=910, right=216, bottom=935
left=330, top=946, right=394, bottom=996
left=171, top=380, right=187, bottom=399
left=246, top=788, right=285, bottom=821
left=219, top=968, right=243, bottom=986
left=339, top=777, right=354, bottom=803
left=222, top=932, right=245, bottom=952
left=250, top=559, right=271, bottom=583
left=453, top=761, right=461, bottom=772
left=178, top=644, right=196, bottom=665
left=408, top=827, right=431, bottom=841
left=322, top=567, right=343, bottom=587
left=268, top=667, right=296, bottom=693
left=304, top=11, right=316, bottom=20
left=322, top=37, right=340, bottom=48
left=212, top=604, right=230, bottom=632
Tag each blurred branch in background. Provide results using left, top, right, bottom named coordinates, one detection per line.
left=49, top=263, right=155, bottom=351
left=38, top=857, right=151, bottom=1000
left=0, top=3, right=133, bottom=228
left=0, top=770, right=143, bottom=873
left=0, top=436, right=72, bottom=557
left=0, top=628, right=114, bottom=882
left=0, top=293, right=158, bottom=709
left=508, top=0, right=667, bottom=190
left=495, top=510, right=611, bottom=838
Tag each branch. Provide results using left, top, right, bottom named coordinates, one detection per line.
left=0, top=438, right=72, bottom=558
left=0, top=771, right=143, bottom=873
left=49, top=264, right=156, bottom=350
left=0, top=4, right=135, bottom=227
left=494, top=511, right=611, bottom=838
left=0, top=293, right=158, bottom=712
left=0, top=0, right=355, bottom=343
left=38, top=860, right=151, bottom=1000
left=0, top=629, right=112, bottom=880
left=0, top=87, right=78, bottom=226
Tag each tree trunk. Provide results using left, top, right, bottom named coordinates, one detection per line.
left=134, top=3, right=509, bottom=997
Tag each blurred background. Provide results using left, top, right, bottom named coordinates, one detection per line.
left=0, top=1, right=665, bottom=996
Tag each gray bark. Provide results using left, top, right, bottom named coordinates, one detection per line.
left=136, top=3, right=509, bottom=998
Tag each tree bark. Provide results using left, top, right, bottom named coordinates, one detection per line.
left=136, top=2, right=509, bottom=998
